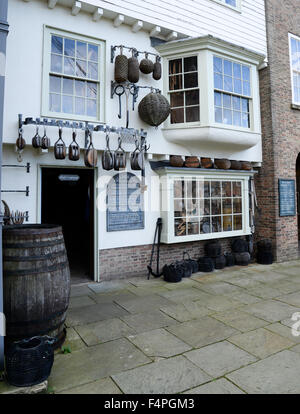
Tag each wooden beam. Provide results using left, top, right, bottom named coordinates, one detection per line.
left=71, top=1, right=81, bottom=16
left=92, top=7, right=103, bottom=22
left=113, top=14, right=124, bottom=28
left=132, top=20, right=143, bottom=33
left=48, top=0, right=58, bottom=8
left=150, top=26, right=161, bottom=37
left=166, top=31, right=178, bottom=41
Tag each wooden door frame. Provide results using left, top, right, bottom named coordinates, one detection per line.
left=37, top=164, right=99, bottom=282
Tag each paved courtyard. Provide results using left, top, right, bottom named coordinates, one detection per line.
left=48, top=260, right=300, bottom=394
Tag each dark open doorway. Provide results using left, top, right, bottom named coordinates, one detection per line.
left=41, top=167, right=95, bottom=284
left=297, top=154, right=300, bottom=245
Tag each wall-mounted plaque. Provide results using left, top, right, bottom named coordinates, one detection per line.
left=278, top=179, right=296, bottom=217
left=107, top=172, right=144, bottom=232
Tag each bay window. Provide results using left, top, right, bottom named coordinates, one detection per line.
left=289, top=33, right=300, bottom=106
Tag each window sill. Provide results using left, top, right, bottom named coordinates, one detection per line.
left=291, top=103, right=300, bottom=111
left=161, top=229, right=251, bottom=244
left=162, top=125, right=261, bottom=152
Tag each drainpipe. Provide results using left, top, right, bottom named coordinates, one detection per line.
left=0, top=0, right=9, bottom=372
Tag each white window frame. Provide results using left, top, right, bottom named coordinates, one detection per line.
left=159, top=169, right=252, bottom=244
left=42, top=25, right=105, bottom=122
left=289, top=33, right=300, bottom=106
left=211, top=0, right=242, bottom=12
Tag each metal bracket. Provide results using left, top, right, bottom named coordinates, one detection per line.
left=111, top=44, right=160, bottom=63
left=2, top=162, right=30, bottom=173
left=1, top=186, right=29, bottom=197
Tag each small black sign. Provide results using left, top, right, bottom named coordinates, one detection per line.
left=278, top=179, right=296, bottom=217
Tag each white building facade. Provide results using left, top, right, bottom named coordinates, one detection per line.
left=2, top=0, right=267, bottom=282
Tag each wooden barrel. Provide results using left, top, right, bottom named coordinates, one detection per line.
left=3, top=224, right=70, bottom=349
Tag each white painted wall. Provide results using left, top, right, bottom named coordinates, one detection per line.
left=1, top=0, right=267, bottom=260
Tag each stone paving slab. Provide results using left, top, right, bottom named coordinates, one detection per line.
left=224, top=291, right=262, bottom=305
left=227, top=350, right=300, bottom=393
left=121, top=310, right=177, bottom=334
left=276, top=292, right=300, bottom=307
left=211, top=309, right=269, bottom=332
left=61, top=327, right=87, bottom=352
left=197, top=281, right=244, bottom=296
left=158, top=288, right=208, bottom=303
left=66, top=302, right=129, bottom=327
left=247, top=271, right=287, bottom=284
left=166, top=316, right=237, bottom=348
left=70, top=285, right=94, bottom=298
left=240, top=300, right=299, bottom=323
left=127, top=285, right=171, bottom=296
left=88, top=281, right=128, bottom=294
left=228, top=328, right=294, bottom=359
left=184, top=341, right=257, bottom=377
left=48, top=338, right=151, bottom=393
left=183, top=378, right=245, bottom=394
left=58, top=378, right=122, bottom=394
left=273, top=267, right=300, bottom=278
left=269, top=280, right=300, bottom=294
left=264, top=322, right=300, bottom=344
left=225, top=275, right=264, bottom=289
left=160, top=302, right=212, bottom=323
left=75, top=318, right=136, bottom=345
left=127, top=328, right=192, bottom=358
left=194, top=294, right=243, bottom=312
left=246, top=285, right=282, bottom=299
left=92, top=291, right=137, bottom=304
left=115, top=294, right=175, bottom=314
left=69, top=295, right=97, bottom=309
left=290, top=344, right=300, bottom=353
left=112, top=355, right=211, bottom=394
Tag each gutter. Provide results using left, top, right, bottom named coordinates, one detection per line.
left=0, top=0, right=8, bottom=373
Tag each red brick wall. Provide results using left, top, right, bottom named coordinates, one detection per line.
left=99, top=238, right=237, bottom=280
left=256, top=0, right=300, bottom=262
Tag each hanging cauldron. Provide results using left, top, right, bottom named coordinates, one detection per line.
left=138, top=92, right=170, bottom=127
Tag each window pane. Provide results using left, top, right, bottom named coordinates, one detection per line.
left=223, top=216, right=232, bottom=231
left=222, top=182, right=232, bottom=197
left=242, top=98, right=249, bottom=112
left=63, top=77, right=73, bottom=94
left=215, top=107, right=222, bottom=123
left=174, top=180, right=185, bottom=198
left=212, top=216, right=222, bottom=232
left=49, top=93, right=61, bottom=112
left=88, top=62, right=98, bottom=80
left=75, top=97, right=85, bottom=115
left=226, top=0, right=236, bottom=6
left=222, top=198, right=232, bottom=214
left=243, top=81, right=251, bottom=96
left=233, top=215, right=242, bottom=230
left=87, top=99, right=97, bottom=117
left=64, top=38, right=75, bottom=57
left=88, top=44, right=98, bottom=61
left=186, top=199, right=198, bottom=216
left=186, top=106, right=200, bottom=122
left=169, top=59, right=182, bottom=75
left=224, top=60, right=233, bottom=76
left=223, top=109, right=232, bottom=125
left=234, top=78, right=242, bottom=94
left=232, top=96, right=241, bottom=110
left=75, top=80, right=85, bottom=96
left=214, top=91, right=222, bottom=106
left=77, top=41, right=87, bottom=59
left=76, top=60, right=87, bottom=77
left=184, top=73, right=198, bottom=88
left=242, top=66, right=250, bottom=81
left=87, top=82, right=97, bottom=98
left=233, top=111, right=241, bottom=126
left=169, top=75, right=182, bottom=90
left=233, top=182, right=242, bottom=197
left=211, top=181, right=221, bottom=197
left=64, top=57, right=75, bottom=75
left=242, top=112, right=250, bottom=128
left=214, top=73, right=223, bottom=89
left=214, top=56, right=223, bottom=73
left=51, top=36, right=63, bottom=54
left=212, top=199, right=221, bottom=215
left=186, top=90, right=199, bottom=106
left=224, top=76, right=233, bottom=92
left=175, top=218, right=186, bottom=236
left=200, top=217, right=211, bottom=234
left=184, top=56, right=197, bottom=72
left=204, top=199, right=211, bottom=215
left=233, top=63, right=241, bottom=79
left=223, top=93, right=231, bottom=108
left=170, top=92, right=184, bottom=107
left=188, top=219, right=199, bottom=235
left=174, top=199, right=185, bottom=217
left=62, top=95, right=73, bottom=113
left=50, top=75, right=61, bottom=93
left=171, top=108, right=184, bottom=123
left=51, top=54, right=62, bottom=73
left=233, top=198, right=242, bottom=213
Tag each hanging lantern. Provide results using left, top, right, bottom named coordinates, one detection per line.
left=138, top=92, right=170, bottom=127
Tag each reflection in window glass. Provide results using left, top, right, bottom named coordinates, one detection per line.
left=173, top=178, right=243, bottom=237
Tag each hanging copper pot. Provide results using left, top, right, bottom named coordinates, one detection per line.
left=54, top=127, right=66, bottom=160
left=69, top=130, right=80, bottom=161
left=84, top=130, right=97, bottom=167
left=102, top=133, right=114, bottom=171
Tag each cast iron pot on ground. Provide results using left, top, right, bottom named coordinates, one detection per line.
left=256, top=239, right=273, bottom=265
left=213, top=255, right=226, bottom=270
left=198, top=257, right=214, bottom=273
left=231, top=238, right=248, bottom=253
left=234, top=252, right=251, bottom=266
left=205, top=240, right=222, bottom=258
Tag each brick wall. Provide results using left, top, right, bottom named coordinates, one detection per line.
left=256, top=0, right=300, bottom=262
left=99, top=237, right=239, bottom=280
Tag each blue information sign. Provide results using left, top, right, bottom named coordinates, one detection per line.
left=278, top=179, right=296, bottom=217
